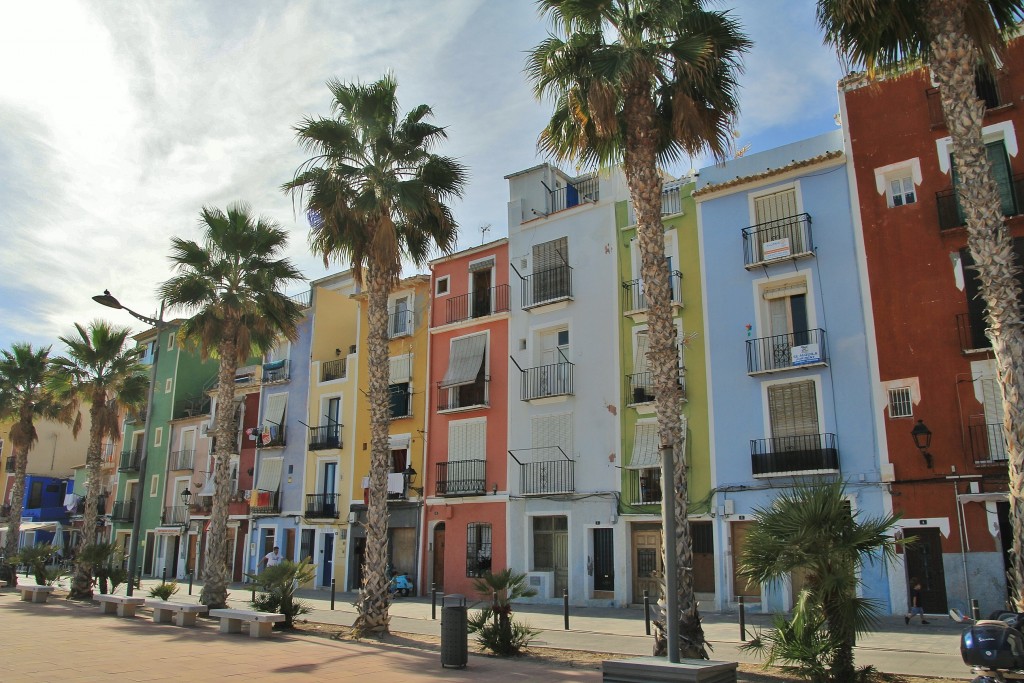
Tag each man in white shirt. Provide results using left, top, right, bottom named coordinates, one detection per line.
left=259, top=546, right=282, bottom=570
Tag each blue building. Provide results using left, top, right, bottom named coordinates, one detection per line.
left=694, top=130, right=893, bottom=613
left=11, top=475, right=74, bottom=552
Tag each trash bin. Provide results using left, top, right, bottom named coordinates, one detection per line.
left=440, top=593, right=468, bottom=669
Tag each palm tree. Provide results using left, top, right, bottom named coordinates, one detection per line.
left=283, top=74, right=466, bottom=634
left=816, top=0, right=1024, bottom=609
left=158, top=202, right=304, bottom=609
left=49, top=322, right=149, bottom=599
left=0, top=344, right=72, bottom=582
left=739, top=481, right=901, bottom=682
left=526, top=0, right=750, bottom=658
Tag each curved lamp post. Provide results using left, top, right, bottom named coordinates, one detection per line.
left=93, top=290, right=166, bottom=596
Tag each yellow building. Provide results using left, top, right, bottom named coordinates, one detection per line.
left=303, top=271, right=362, bottom=590
left=347, top=274, right=430, bottom=592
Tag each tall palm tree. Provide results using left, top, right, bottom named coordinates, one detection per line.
left=49, top=322, right=149, bottom=599
left=739, top=481, right=901, bottom=682
left=816, top=0, right=1024, bottom=608
left=158, top=202, right=304, bottom=609
left=283, top=74, right=466, bottom=634
left=526, top=0, right=750, bottom=658
left=0, top=344, right=72, bottom=582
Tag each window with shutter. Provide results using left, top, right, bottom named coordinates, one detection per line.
left=531, top=413, right=573, bottom=459
left=768, top=380, right=819, bottom=442
left=448, top=419, right=486, bottom=461
left=532, top=237, right=570, bottom=303
left=753, top=187, right=804, bottom=258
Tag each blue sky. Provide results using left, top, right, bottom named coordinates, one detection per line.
left=0, top=0, right=844, bottom=351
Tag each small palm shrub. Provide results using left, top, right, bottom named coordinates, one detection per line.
left=149, top=581, right=179, bottom=601
left=467, top=569, right=539, bottom=656
left=14, top=544, right=57, bottom=586
left=245, top=559, right=315, bottom=629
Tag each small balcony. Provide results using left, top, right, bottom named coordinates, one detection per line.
left=519, top=361, right=573, bottom=401
left=927, top=69, right=1012, bottom=127
left=548, top=175, right=599, bottom=213
left=118, top=449, right=142, bottom=472
left=305, top=493, right=340, bottom=519
left=173, top=394, right=210, bottom=420
left=746, top=329, right=828, bottom=375
left=289, top=290, right=312, bottom=309
left=445, top=284, right=511, bottom=324
left=520, top=266, right=573, bottom=309
left=624, top=468, right=663, bottom=506
left=969, top=418, right=1007, bottom=465
left=750, top=433, right=839, bottom=477
left=621, top=271, right=683, bottom=316
left=389, top=309, right=414, bottom=338
left=255, top=426, right=286, bottom=448
left=437, top=379, right=489, bottom=412
left=321, top=358, right=347, bottom=382
left=5, top=456, right=14, bottom=473
left=389, top=385, right=413, bottom=420
left=308, top=424, right=342, bottom=451
left=510, top=447, right=575, bottom=495
left=957, top=312, right=992, bottom=353
left=250, top=490, right=281, bottom=515
left=111, top=500, right=135, bottom=522
left=435, top=460, right=487, bottom=497
left=101, top=442, right=116, bottom=464
left=742, top=213, right=814, bottom=268
left=936, top=174, right=1024, bottom=230
left=169, top=449, right=195, bottom=471
left=262, top=359, right=289, bottom=383
left=162, top=506, right=188, bottom=525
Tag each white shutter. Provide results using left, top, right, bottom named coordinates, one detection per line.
left=531, top=413, right=573, bottom=459
left=389, top=354, right=412, bottom=384
left=448, top=419, right=486, bottom=462
left=634, top=331, right=650, bottom=375
left=627, top=423, right=660, bottom=469
left=264, top=393, right=287, bottom=427
left=533, top=237, right=568, bottom=273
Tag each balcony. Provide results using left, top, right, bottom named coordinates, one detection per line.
left=624, top=468, right=663, bottom=506
left=519, top=361, right=573, bottom=401
left=548, top=175, right=599, bottom=213
left=118, top=449, right=142, bottom=472
left=435, top=460, right=487, bottom=497
left=111, top=500, right=135, bottom=522
left=262, top=359, right=289, bottom=383
left=969, top=418, right=1007, bottom=465
left=957, top=312, right=992, bottom=353
left=742, top=213, right=814, bottom=268
left=255, top=426, right=286, bottom=448
left=621, top=271, right=683, bottom=315
left=510, top=447, right=575, bottom=495
left=250, top=490, right=281, bottom=515
left=626, top=372, right=656, bottom=406
left=626, top=184, right=686, bottom=224
left=5, top=456, right=13, bottom=473
left=389, top=385, right=413, bottom=420
left=289, top=290, right=312, bottom=309
left=520, top=265, right=573, bottom=309
left=746, top=329, right=828, bottom=375
left=321, top=358, right=347, bottom=382
left=445, top=284, right=511, bottom=324
left=389, top=309, right=414, bottom=338
left=169, top=449, right=195, bottom=471
left=437, top=379, right=489, bottom=412
left=308, top=424, right=342, bottom=451
left=162, top=506, right=188, bottom=525
left=927, top=70, right=1012, bottom=127
left=750, top=433, right=839, bottom=477
left=173, top=394, right=210, bottom=420
left=101, top=442, right=116, bottom=464
left=936, top=174, right=1024, bottom=230
left=305, top=493, right=340, bottom=518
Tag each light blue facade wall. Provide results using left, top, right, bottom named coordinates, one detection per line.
left=696, top=130, right=892, bottom=612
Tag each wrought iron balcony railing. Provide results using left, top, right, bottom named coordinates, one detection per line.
left=305, top=493, right=340, bottom=518
left=957, top=312, right=992, bottom=353
left=750, top=433, right=839, bottom=476
left=255, top=426, right=285, bottom=448
left=626, top=372, right=655, bottom=405
left=321, top=358, right=346, bottom=382
left=970, top=419, right=1007, bottom=465
left=437, top=378, right=489, bottom=412
left=435, top=460, right=487, bottom=497
left=445, top=284, right=511, bottom=324
left=624, top=468, right=663, bottom=506
left=927, top=70, right=1011, bottom=127
left=389, top=309, right=414, bottom=338
left=519, top=361, right=573, bottom=401
left=746, top=329, right=828, bottom=374
left=169, top=449, right=195, bottom=471
left=162, top=506, right=188, bottom=525
left=250, top=490, right=281, bottom=515
left=173, top=394, right=210, bottom=419
left=742, top=213, right=814, bottom=268
left=111, top=500, right=135, bottom=522
left=288, top=290, right=312, bottom=309
left=937, top=174, right=1024, bottom=230
left=118, top=449, right=142, bottom=472
left=519, top=459, right=575, bottom=495
left=308, top=424, right=342, bottom=451
left=262, top=359, right=289, bottom=383
left=389, top=385, right=413, bottom=420
left=621, top=271, right=683, bottom=312
left=548, top=175, right=599, bottom=213
left=520, top=265, right=573, bottom=309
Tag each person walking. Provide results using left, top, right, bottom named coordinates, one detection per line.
left=259, top=546, right=282, bottom=571
left=905, top=578, right=929, bottom=624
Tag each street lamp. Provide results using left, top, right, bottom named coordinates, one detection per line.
left=403, top=464, right=421, bottom=497
left=93, top=290, right=166, bottom=596
left=911, top=420, right=934, bottom=468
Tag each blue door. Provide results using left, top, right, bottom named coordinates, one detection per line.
left=322, top=533, right=334, bottom=587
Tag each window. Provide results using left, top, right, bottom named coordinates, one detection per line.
left=154, top=427, right=163, bottom=447
left=440, top=334, right=487, bottom=411
left=150, top=475, right=159, bottom=497
left=758, top=280, right=815, bottom=371
left=751, top=187, right=807, bottom=261
left=165, top=378, right=173, bottom=393
left=469, top=259, right=494, bottom=318
left=532, top=515, right=568, bottom=571
left=944, top=140, right=1017, bottom=228
left=531, top=237, right=570, bottom=303
left=466, top=523, right=492, bottom=577
left=888, top=387, right=913, bottom=418
left=389, top=354, right=413, bottom=419
left=435, top=276, right=449, bottom=296
left=888, top=176, right=916, bottom=207
left=531, top=413, right=572, bottom=459
left=448, top=419, right=486, bottom=462
left=390, top=295, right=412, bottom=337
left=768, top=380, right=820, bottom=443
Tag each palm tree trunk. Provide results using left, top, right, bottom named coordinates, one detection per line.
left=354, top=265, right=393, bottom=635
left=69, top=398, right=106, bottom=599
left=3, top=436, right=29, bottom=580
left=623, top=89, right=706, bottom=660
left=201, top=335, right=240, bottom=609
left=926, top=1, right=1024, bottom=609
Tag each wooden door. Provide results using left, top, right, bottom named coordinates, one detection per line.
left=390, top=527, right=416, bottom=577
left=904, top=527, right=948, bottom=613
left=553, top=528, right=569, bottom=596
left=631, top=523, right=662, bottom=603
left=731, top=521, right=759, bottom=599
left=432, top=524, right=445, bottom=592
left=690, top=521, right=715, bottom=594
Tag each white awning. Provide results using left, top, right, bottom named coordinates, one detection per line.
left=959, top=492, right=1009, bottom=504
left=627, top=423, right=660, bottom=470
left=255, top=457, right=284, bottom=492
left=361, top=473, right=406, bottom=494
left=440, top=335, right=486, bottom=388
left=198, top=475, right=215, bottom=497
left=763, top=282, right=807, bottom=300
left=264, top=393, right=287, bottom=427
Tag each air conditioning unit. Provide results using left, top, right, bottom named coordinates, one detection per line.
left=525, top=571, right=554, bottom=599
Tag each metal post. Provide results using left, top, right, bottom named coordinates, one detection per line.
left=643, top=590, right=651, bottom=636
left=431, top=583, right=437, bottom=620
left=251, top=585, right=255, bottom=603
left=161, top=567, right=166, bottom=584
left=661, top=444, right=679, bottom=663
left=563, top=588, right=569, bottom=630
left=331, top=578, right=336, bottom=610
left=739, top=595, right=747, bottom=642
left=971, top=598, right=981, bottom=621
left=188, top=571, right=193, bottom=596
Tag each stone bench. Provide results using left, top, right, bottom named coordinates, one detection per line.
left=146, top=600, right=208, bottom=627
left=95, top=594, right=146, bottom=617
left=603, top=657, right=738, bottom=683
left=19, top=585, right=55, bottom=604
left=209, top=608, right=285, bottom=638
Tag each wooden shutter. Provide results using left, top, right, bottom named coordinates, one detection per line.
left=533, top=237, right=568, bottom=272
left=754, top=188, right=798, bottom=224
left=768, top=381, right=819, bottom=438
left=448, top=419, right=486, bottom=462
left=531, top=413, right=573, bottom=458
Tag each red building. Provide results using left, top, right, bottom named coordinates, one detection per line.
left=841, top=41, right=1024, bottom=614
left=421, top=239, right=510, bottom=597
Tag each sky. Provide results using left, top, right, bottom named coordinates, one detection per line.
left=0, top=0, right=845, bottom=352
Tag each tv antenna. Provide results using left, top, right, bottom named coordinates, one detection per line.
left=480, top=223, right=491, bottom=244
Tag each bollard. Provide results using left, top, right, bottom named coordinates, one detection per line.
left=331, top=578, right=336, bottom=610
left=739, top=595, right=747, bottom=642
left=188, top=571, right=193, bottom=595
left=971, top=598, right=981, bottom=622
left=492, top=591, right=498, bottom=626
left=643, top=590, right=651, bottom=636
left=251, top=586, right=255, bottom=603
left=563, top=588, right=569, bottom=630
left=161, top=568, right=167, bottom=584
left=431, top=583, right=437, bottom=620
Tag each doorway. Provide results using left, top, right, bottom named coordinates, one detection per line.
left=471, top=268, right=492, bottom=318
left=691, top=521, right=716, bottom=594
left=731, top=521, right=760, bottom=599
left=432, top=524, right=446, bottom=592
left=631, top=523, right=661, bottom=603
left=593, top=527, right=614, bottom=594
left=903, top=527, right=948, bottom=613
left=322, top=533, right=335, bottom=588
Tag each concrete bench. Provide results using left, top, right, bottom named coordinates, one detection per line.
left=603, top=657, right=737, bottom=683
left=95, top=594, right=146, bottom=617
left=19, top=585, right=55, bottom=603
left=146, top=600, right=208, bottom=627
left=209, top=608, right=284, bottom=638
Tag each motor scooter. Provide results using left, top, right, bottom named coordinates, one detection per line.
left=389, top=572, right=414, bottom=598
left=955, top=608, right=1024, bottom=682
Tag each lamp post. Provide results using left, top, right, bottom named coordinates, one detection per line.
left=93, top=290, right=166, bottom=596
left=180, top=487, right=192, bottom=582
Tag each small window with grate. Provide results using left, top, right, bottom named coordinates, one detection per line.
left=466, top=522, right=492, bottom=577
left=888, top=387, right=913, bottom=418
